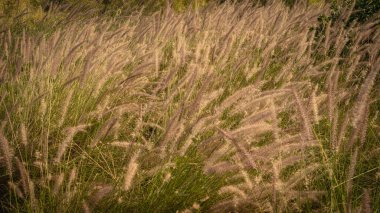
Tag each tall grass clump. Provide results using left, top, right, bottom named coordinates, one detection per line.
left=0, top=1, right=379, bottom=212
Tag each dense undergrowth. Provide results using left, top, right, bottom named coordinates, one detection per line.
left=0, top=1, right=379, bottom=212
left=1, top=0, right=380, bottom=35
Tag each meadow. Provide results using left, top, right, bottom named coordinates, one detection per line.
left=0, top=1, right=379, bottom=212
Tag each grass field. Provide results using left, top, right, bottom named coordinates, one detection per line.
left=0, top=1, right=379, bottom=212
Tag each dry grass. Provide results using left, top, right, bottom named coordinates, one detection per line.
left=0, top=1, right=379, bottom=212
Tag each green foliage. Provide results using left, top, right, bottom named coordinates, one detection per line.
left=352, top=0, right=380, bottom=22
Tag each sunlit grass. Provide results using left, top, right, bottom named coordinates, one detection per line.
left=0, top=1, right=379, bottom=212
